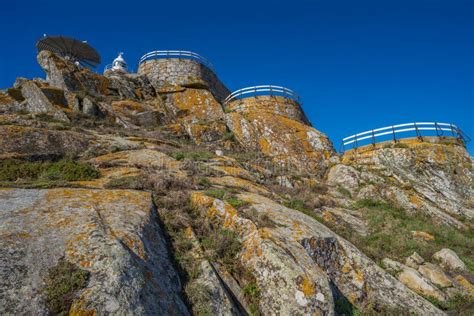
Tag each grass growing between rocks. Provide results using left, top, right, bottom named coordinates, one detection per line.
left=44, top=259, right=90, bottom=315
left=0, top=158, right=99, bottom=188
left=154, top=173, right=262, bottom=315
left=173, top=151, right=215, bottom=161
left=327, top=199, right=474, bottom=272
left=424, top=294, right=474, bottom=314
left=204, top=189, right=249, bottom=209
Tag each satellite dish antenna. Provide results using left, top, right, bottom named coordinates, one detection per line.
left=36, top=35, right=101, bottom=68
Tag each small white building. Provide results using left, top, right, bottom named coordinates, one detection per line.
left=104, top=52, right=128, bottom=74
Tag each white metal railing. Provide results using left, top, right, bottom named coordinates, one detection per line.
left=341, top=122, right=470, bottom=152
left=138, top=50, right=215, bottom=71
left=103, top=64, right=113, bottom=72
left=224, top=85, right=300, bottom=104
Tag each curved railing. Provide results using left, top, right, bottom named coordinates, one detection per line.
left=341, top=122, right=470, bottom=152
left=138, top=50, right=215, bottom=71
left=224, top=85, right=300, bottom=104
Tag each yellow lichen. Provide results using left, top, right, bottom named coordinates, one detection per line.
left=300, top=276, right=316, bottom=296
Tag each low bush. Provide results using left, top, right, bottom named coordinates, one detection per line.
left=0, top=158, right=99, bottom=186
left=44, top=259, right=90, bottom=315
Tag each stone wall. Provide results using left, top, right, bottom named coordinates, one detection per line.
left=226, top=95, right=311, bottom=126
left=137, top=58, right=230, bottom=103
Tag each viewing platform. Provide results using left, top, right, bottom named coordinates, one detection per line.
left=137, top=50, right=229, bottom=102
left=224, top=85, right=310, bottom=125
left=341, top=122, right=470, bottom=152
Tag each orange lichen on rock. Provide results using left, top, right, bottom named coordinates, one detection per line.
left=300, top=276, right=316, bottom=296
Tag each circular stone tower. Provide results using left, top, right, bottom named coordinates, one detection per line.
left=137, top=50, right=230, bottom=103
left=224, top=85, right=311, bottom=125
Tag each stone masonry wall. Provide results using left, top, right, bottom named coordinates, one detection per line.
left=137, top=58, right=230, bottom=103
left=226, top=95, right=312, bottom=126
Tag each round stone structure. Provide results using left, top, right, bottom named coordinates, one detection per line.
left=137, top=50, right=230, bottom=103
left=225, top=85, right=311, bottom=125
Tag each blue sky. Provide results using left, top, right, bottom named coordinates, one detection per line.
left=1, top=0, right=473, bottom=153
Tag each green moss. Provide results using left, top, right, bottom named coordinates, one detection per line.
left=44, top=259, right=90, bottom=316
left=0, top=159, right=99, bottom=186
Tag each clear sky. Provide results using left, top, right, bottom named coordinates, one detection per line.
left=1, top=0, right=473, bottom=153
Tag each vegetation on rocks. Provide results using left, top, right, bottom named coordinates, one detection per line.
left=44, top=259, right=90, bottom=315
left=325, top=198, right=474, bottom=271
left=204, top=188, right=249, bottom=209
left=0, top=158, right=99, bottom=187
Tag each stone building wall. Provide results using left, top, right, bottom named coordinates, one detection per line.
left=137, top=58, right=230, bottom=103
left=226, top=95, right=311, bottom=126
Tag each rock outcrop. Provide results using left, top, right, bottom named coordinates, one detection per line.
left=0, top=188, right=188, bottom=315
left=0, top=50, right=472, bottom=315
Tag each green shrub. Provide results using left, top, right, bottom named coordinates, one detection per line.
left=197, top=177, right=212, bottom=188
left=243, top=282, right=261, bottom=315
left=282, top=198, right=308, bottom=212
left=226, top=197, right=249, bottom=209
left=222, top=132, right=235, bottom=141
left=44, top=259, right=90, bottom=315
left=0, top=159, right=99, bottom=185
left=184, top=281, right=213, bottom=316
left=104, top=175, right=153, bottom=190
left=204, top=189, right=228, bottom=200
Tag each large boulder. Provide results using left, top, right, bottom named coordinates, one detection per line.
left=37, top=50, right=156, bottom=101
left=0, top=125, right=90, bottom=159
left=0, top=188, right=188, bottom=315
left=225, top=98, right=335, bottom=176
left=433, top=248, right=467, bottom=272
left=340, top=138, right=474, bottom=226
left=161, top=88, right=227, bottom=143
left=191, top=191, right=443, bottom=315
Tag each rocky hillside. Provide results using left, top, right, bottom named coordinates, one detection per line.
left=0, top=51, right=472, bottom=315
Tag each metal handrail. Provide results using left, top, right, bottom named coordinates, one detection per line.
left=224, top=85, right=300, bottom=104
left=138, top=50, right=215, bottom=71
left=341, top=122, right=470, bottom=152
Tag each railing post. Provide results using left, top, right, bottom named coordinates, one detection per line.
left=392, top=125, right=397, bottom=142
left=450, top=124, right=455, bottom=137
left=371, top=129, right=376, bottom=146
left=270, top=85, right=273, bottom=97
left=456, top=127, right=463, bottom=142
left=414, top=122, right=422, bottom=141
left=354, top=135, right=358, bottom=150
left=435, top=122, right=442, bottom=136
